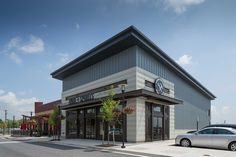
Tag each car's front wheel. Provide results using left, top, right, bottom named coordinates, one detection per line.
left=180, top=139, right=191, bottom=147
left=229, top=142, right=236, bottom=151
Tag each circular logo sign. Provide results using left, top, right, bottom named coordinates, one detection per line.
left=154, top=78, right=164, bottom=95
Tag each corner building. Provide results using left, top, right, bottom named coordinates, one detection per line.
left=51, top=26, right=215, bottom=142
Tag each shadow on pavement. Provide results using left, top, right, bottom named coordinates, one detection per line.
left=26, top=142, right=83, bottom=150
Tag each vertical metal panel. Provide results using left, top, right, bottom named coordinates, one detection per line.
left=63, top=46, right=137, bottom=91
left=136, top=47, right=211, bottom=130
left=62, top=44, right=211, bottom=130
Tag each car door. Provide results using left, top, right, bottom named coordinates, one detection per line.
left=192, top=128, right=214, bottom=147
left=211, top=128, right=235, bottom=149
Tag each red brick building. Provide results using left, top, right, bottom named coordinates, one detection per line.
left=34, top=100, right=61, bottom=135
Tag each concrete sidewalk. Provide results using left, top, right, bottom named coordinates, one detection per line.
left=50, top=139, right=236, bottom=157
left=0, top=134, right=51, bottom=142
left=50, top=138, right=133, bottom=148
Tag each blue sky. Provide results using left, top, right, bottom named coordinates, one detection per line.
left=0, top=0, right=236, bottom=124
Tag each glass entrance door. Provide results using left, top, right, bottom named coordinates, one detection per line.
left=152, top=105, right=163, bottom=141
left=85, top=108, right=96, bottom=139
left=152, top=116, right=163, bottom=140
left=146, top=103, right=168, bottom=141
left=85, top=118, right=96, bottom=139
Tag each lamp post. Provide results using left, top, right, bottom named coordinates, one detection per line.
left=30, top=111, right=32, bottom=137
left=196, top=116, right=199, bottom=131
left=13, top=115, right=15, bottom=136
left=57, top=106, right=61, bottom=141
left=120, top=84, right=126, bottom=149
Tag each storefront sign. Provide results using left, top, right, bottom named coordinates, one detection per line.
left=68, top=93, right=95, bottom=104
left=154, top=78, right=170, bottom=95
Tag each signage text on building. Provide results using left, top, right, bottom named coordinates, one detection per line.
left=68, top=93, right=95, bottom=104
left=154, top=78, right=170, bottom=95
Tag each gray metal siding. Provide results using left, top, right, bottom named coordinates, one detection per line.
left=62, top=45, right=211, bottom=130
left=63, top=46, right=137, bottom=91
left=136, top=47, right=211, bottom=130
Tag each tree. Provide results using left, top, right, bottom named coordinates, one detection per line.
left=0, top=120, right=7, bottom=134
left=100, top=87, right=120, bottom=145
left=48, top=106, right=60, bottom=140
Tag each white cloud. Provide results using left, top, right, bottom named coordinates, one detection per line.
left=19, top=35, right=44, bottom=54
left=121, top=0, right=205, bottom=13
left=0, top=90, right=39, bottom=119
left=40, top=24, right=47, bottom=28
left=176, top=54, right=192, bottom=66
left=46, top=53, right=71, bottom=70
left=3, top=35, right=45, bottom=64
left=7, top=37, right=21, bottom=49
left=6, top=35, right=44, bottom=54
left=57, top=53, right=70, bottom=64
left=76, top=23, right=80, bottom=30
left=9, top=52, right=22, bottom=65
left=211, top=105, right=236, bottom=124
left=164, top=0, right=205, bottom=13
left=0, top=90, right=4, bottom=95
left=121, top=0, right=148, bottom=4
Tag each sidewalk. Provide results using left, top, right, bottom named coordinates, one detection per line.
left=50, top=139, right=236, bottom=157
left=0, top=134, right=51, bottom=142
left=50, top=138, right=133, bottom=149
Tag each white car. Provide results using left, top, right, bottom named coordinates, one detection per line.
left=175, top=127, right=236, bottom=151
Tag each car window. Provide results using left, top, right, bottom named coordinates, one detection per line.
left=198, top=129, right=214, bottom=134
left=215, top=129, right=234, bottom=135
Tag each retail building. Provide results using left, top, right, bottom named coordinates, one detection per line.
left=51, top=26, right=215, bottom=142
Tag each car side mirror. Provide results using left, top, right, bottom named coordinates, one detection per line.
left=194, top=132, right=198, bottom=135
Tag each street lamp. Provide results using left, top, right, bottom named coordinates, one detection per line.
left=57, top=105, right=61, bottom=141
left=196, top=116, right=199, bottom=131
left=30, top=111, right=33, bottom=137
left=119, top=84, right=127, bottom=149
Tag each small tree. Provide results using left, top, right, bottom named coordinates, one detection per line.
left=100, top=87, right=120, bottom=145
left=48, top=106, right=60, bottom=140
left=0, top=121, right=7, bottom=135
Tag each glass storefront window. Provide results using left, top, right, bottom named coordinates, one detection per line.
left=86, top=108, right=95, bottom=114
left=153, top=106, right=161, bottom=112
left=66, top=111, right=77, bottom=137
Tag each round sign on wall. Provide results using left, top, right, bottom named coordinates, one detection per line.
left=154, top=78, right=164, bottom=95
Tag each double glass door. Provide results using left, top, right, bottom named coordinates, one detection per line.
left=145, top=103, right=169, bottom=141
left=78, top=108, right=97, bottom=139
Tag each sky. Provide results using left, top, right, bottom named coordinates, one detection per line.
left=0, top=0, right=236, bottom=124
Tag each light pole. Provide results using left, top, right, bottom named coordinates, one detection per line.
left=4, top=110, right=7, bottom=135
left=30, top=111, right=33, bottom=137
left=57, top=106, right=61, bottom=141
left=119, top=84, right=126, bottom=149
left=196, top=116, right=199, bottom=131
left=13, top=116, right=15, bottom=136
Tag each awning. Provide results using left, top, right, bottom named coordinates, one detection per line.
left=61, top=89, right=183, bottom=110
